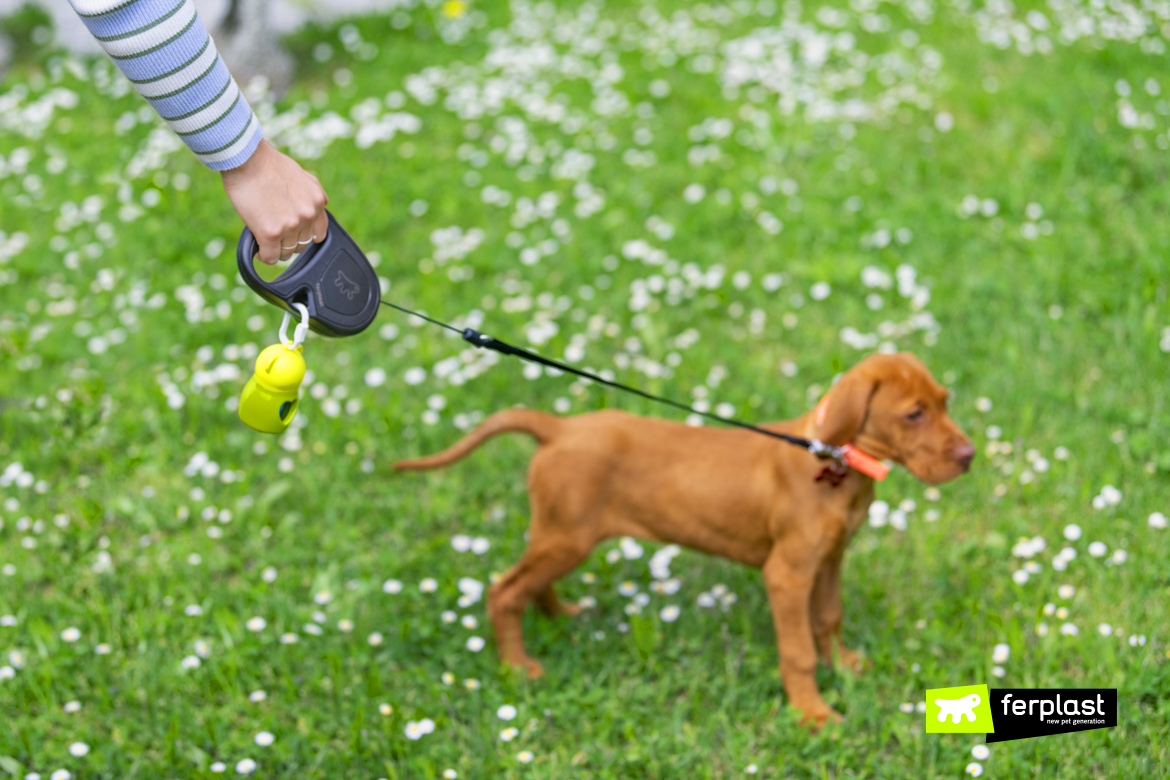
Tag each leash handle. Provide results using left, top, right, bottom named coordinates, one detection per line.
left=237, top=210, right=381, bottom=338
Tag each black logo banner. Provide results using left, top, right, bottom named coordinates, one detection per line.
left=986, top=688, right=1117, bottom=743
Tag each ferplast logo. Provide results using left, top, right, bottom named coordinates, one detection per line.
left=926, top=684, right=996, bottom=734
left=925, top=686, right=1118, bottom=742
left=985, top=689, right=1117, bottom=743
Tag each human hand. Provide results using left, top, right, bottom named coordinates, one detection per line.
left=220, top=139, right=329, bottom=264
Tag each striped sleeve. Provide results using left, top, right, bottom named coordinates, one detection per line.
left=68, top=0, right=264, bottom=171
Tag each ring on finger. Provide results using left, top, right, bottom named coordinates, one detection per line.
left=280, top=244, right=299, bottom=250
left=295, top=235, right=317, bottom=246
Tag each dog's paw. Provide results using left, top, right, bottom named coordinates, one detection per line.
left=535, top=593, right=582, bottom=618
left=521, top=657, right=545, bottom=679
left=798, top=703, right=844, bottom=731
left=837, top=647, right=868, bottom=674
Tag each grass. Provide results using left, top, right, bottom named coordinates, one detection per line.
left=1, top=0, right=1169, bottom=777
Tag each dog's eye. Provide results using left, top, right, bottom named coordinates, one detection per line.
left=905, top=408, right=924, bottom=422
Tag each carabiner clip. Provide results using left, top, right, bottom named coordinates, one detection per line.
left=279, top=303, right=310, bottom=350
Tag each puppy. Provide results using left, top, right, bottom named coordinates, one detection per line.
left=395, top=352, right=974, bottom=727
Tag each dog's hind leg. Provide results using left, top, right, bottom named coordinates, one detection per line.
left=488, top=537, right=591, bottom=678
left=489, top=445, right=603, bottom=676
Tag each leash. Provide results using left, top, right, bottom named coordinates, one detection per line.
left=378, top=300, right=841, bottom=459
left=234, top=211, right=889, bottom=480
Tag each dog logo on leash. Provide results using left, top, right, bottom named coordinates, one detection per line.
left=926, top=684, right=995, bottom=733
left=935, top=693, right=982, bottom=724
left=334, top=270, right=361, bottom=300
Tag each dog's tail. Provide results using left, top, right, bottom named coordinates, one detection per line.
left=393, top=409, right=562, bottom=471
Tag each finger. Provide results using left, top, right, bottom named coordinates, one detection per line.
left=294, top=218, right=315, bottom=249
left=310, top=209, right=329, bottom=243
left=310, top=176, right=329, bottom=233
left=256, top=228, right=283, bottom=265
left=279, top=225, right=300, bottom=263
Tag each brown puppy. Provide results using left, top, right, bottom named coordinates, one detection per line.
left=395, top=352, right=974, bottom=727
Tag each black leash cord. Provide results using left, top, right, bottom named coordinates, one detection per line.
left=378, top=300, right=840, bottom=458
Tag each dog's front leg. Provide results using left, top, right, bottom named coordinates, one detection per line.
left=763, top=546, right=842, bottom=729
left=810, top=551, right=865, bottom=673
left=810, top=558, right=839, bottom=666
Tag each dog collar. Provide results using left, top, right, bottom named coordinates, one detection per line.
left=814, top=395, right=890, bottom=481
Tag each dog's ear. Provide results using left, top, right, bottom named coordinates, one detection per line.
left=816, top=369, right=879, bottom=445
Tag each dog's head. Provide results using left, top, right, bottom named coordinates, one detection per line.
left=815, top=352, right=974, bottom=484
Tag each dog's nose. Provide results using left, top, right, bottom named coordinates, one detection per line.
left=953, top=442, right=976, bottom=471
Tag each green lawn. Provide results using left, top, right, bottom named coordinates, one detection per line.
left=1, top=0, right=1169, bottom=777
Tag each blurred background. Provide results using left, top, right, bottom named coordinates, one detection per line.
left=1, top=0, right=1168, bottom=777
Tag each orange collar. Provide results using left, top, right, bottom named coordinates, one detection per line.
left=814, top=395, right=889, bottom=481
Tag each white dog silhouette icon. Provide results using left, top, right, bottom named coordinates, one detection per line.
left=935, top=693, right=981, bottom=723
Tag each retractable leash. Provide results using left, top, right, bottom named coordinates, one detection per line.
left=234, top=212, right=888, bottom=481
left=236, top=211, right=381, bottom=433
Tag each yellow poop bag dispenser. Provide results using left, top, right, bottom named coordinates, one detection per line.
left=239, top=303, right=309, bottom=434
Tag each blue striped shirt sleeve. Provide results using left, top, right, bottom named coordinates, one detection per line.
left=69, top=0, right=264, bottom=171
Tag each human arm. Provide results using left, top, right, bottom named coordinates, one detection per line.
left=67, top=0, right=327, bottom=262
